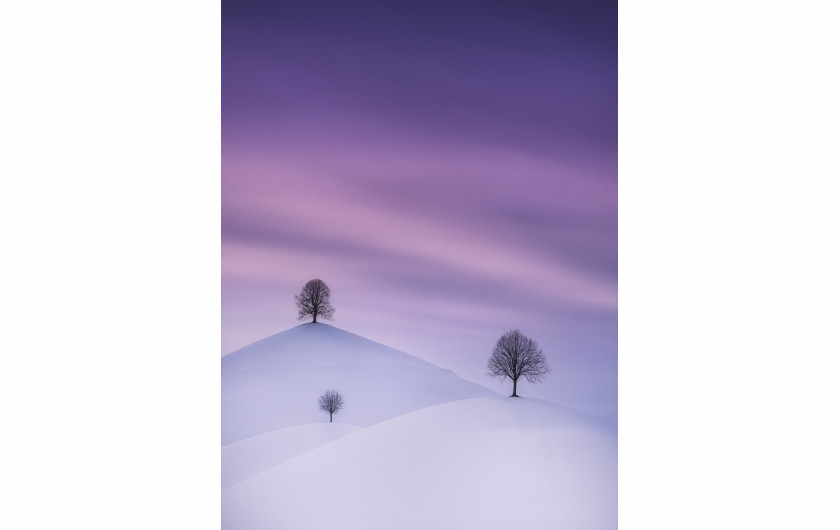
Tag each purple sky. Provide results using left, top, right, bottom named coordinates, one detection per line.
left=222, top=1, right=617, bottom=421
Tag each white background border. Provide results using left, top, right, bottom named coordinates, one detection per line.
left=619, top=0, right=840, bottom=527
left=1, top=1, right=220, bottom=527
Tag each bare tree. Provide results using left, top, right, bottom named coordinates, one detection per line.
left=318, top=390, right=344, bottom=422
left=294, top=279, right=335, bottom=323
left=487, top=329, right=551, bottom=397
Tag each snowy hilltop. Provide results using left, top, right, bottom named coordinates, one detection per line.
left=222, top=323, right=616, bottom=529
left=222, top=323, right=496, bottom=444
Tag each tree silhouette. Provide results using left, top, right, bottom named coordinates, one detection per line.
left=294, top=279, right=335, bottom=323
left=487, top=329, right=550, bottom=397
left=318, top=390, right=344, bottom=422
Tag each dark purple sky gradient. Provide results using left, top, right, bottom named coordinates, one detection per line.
left=222, top=0, right=617, bottom=421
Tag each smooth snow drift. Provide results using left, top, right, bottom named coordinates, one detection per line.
left=222, top=323, right=496, bottom=445
left=222, top=422, right=360, bottom=489
left=222, top=324, right=616, bottom=529
left=223, top=396, right=617, bottom=530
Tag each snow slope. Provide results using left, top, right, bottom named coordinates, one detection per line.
left=222, top=396, right=617, bottom=530
left=222, top=423, right=361, bottom=489
left=221, top=323, right=497, bottom=444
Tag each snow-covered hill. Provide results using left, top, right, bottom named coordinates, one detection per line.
left=222, top=323, right=496, bottom=444
left=223, top=396, right=616, bottom=530
left=222, top=323, right=616, bottom=529
left=222, top=422, right=361, bottom=489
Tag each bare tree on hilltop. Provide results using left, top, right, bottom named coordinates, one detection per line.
left=295, top=279, right=335, bottom=323
left=487, top=329, right=551, bottom=397
left=318, top=390, right=344, bottom=422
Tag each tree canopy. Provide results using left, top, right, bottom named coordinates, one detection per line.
left=295, top=279, right=335, bottom=323
left=318, top=389, right=344, bottom=422
left=487, top=329, right=550, bottom=397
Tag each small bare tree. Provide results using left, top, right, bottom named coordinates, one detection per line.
left=487, top=329, right=551, bottom=397
left=295, top=279, right=335, bottom=323
left=318, top=390, right=344, bottom=422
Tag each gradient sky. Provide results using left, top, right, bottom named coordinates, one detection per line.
left=222, top=0, right=617, bottom=422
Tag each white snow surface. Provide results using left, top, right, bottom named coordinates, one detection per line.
left=222, top=323, right=616, bottom=529
left=222, top=323, right=496, bottom=445
left=222, top=422, right=361, bottom=489
left=223, top=397, right=617, bottom=530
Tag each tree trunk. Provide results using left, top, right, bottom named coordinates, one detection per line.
left=329, top=411, right=332, bottom=422
left=511, top=377, right=519, bottom=397
left=313, top=314, right=317, bottom=323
